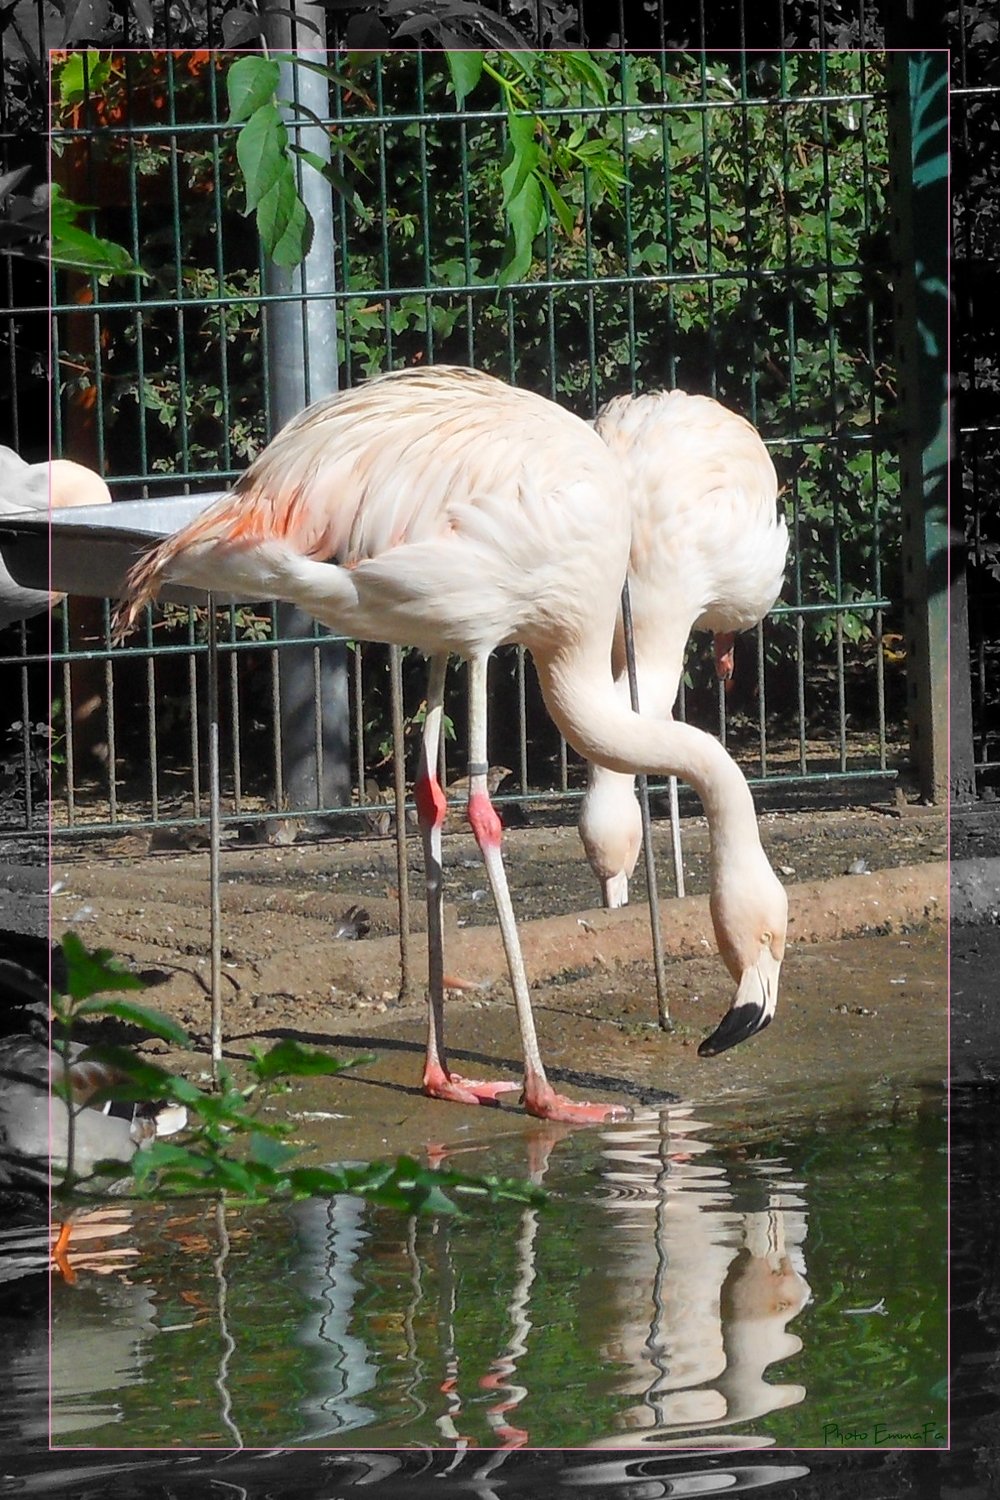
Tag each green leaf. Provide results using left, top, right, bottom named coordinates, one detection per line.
left=130, top=1139, right=204, bottom=1186
left=250, top=1038, right=374, bottom=1082
left=226, top=56, right=281, bottom=123
left=75, top=997, right=191, bottom=1047
left=236, top=103, right=289, bottom=213
left=273, top=54, right=374, bottom=110
left=560, top=51, right=612, bottom=106
left=186, top=1153, right=259, bottom=1194
left=538, top=171, right=576, bottom=238
left=255, top=163, right=313, bottom=267
left=288, top=144, right=363, bottom=212
left=280, top=112, right=368, bottom=184
left=249, top=1132, right=300, bottom=1170
left=501, top=108, right=540, bottom=201
left=503, top=50, right=541, bottom=83
left=49, top=214, right=144, bottom=278
left=499, top=172, right=544, bottom=287
left=61, top=931, right=147, bottom=1001
left=446, top=50, right=484, bottom=109
left=56, top=51, right=113, bottom=109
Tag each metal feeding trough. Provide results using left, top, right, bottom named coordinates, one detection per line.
left=0, top=490, right=238, bottom=1078
left=0, top=493, right=228, bottom=604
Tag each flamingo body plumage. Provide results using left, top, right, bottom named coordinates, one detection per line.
left=581, top=390, right=788, bottom=908
left=117, top=367, right=788, bottom=1117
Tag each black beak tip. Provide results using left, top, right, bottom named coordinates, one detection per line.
left=698, top=1004, right=771, bottom=1058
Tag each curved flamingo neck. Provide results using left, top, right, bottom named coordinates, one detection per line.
left=535, top=646, right=762, bottom=864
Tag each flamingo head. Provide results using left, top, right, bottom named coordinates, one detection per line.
left=49, top=459, right=112, bottom=510
left=701, top=855, right=787, bottom=1056
left=578, top=774, right=643, bottom=910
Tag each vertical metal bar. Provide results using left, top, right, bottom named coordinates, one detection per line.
left=458, top=115, right=475, bottom=364
left=667, top=776, right=684, bottom=901
left=314, top=640, right=325, bottom=796
left=416, top=53, right=435, bottom=367
left=620, top=581, right=672, bottom=1032
left=777, top=52, right=808, bottom=781
left=886, top=52, right=949, bottom=802
left=516, top=646, right=528, bottom=795
left=272, top=537, right=349, bottom=822
left=146, top=649, right=159, bottom=824
left=352, top=644, right=365, bottom=802
left=951, top=536, right=976, bottom=802
left=816, top=54, right=849, bottom=777
left=207, top=599, right=223, bottom=1081
left=756, top=621, right=768, bottom=779
left=189, top=616, right=201, bottom=816
left=389, top=645, right=412, bottom=999
left=260, top=15, right=349, bottom=817
left=124, top=56, right=150, bottom=495
left=18, top=637, right=32, bottom=828
left=270, top=613, right=283, bottom=813
left=61, top=646, right=75, bottom=828
left=859, top=50, right=889, bottom=776
left=103, top=606, right=117, bottom=823
left=228, top=612, right=242, bottom=814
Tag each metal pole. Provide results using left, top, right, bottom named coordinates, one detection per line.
left=389, top=645, right=412, bottom=999
left=667, top=775, right=684, bottom=900
left=885, top=51, right=949, bottom=802
left=620, top=580, right=673, bottom=1031
left=262, top=5, right=350, bottom=819
left=207, top=598, right=223, bottom=1081
left=950, top=531, right=977, bottom=801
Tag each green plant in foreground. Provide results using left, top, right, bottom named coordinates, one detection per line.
left=54, top=932, right=544, bottom=1216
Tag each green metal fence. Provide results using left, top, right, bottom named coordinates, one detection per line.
left=4, top=46, right=935, bottom=851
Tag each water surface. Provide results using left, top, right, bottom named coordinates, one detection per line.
left=34, top=1085, right=945, bottom=1450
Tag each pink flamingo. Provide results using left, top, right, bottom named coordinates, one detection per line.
left=582, top=390, right=788, bottom=907
left=115, top=366, right=788, bottom=1123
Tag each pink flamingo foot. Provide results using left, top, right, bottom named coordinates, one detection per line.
left=523, top=1082, right=631, bottom=1124
left=423, top=1062, right=521, bottom=1107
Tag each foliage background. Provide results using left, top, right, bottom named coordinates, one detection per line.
left=0, top=2, right=977, bottom=800
left=39, top=44, right=902, bottom=790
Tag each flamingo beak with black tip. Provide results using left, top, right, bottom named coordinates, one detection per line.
left=697, top=943, right=783, bottom=1057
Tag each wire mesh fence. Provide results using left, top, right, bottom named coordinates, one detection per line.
left=0, top=37, right=947, bottom=875
left=10, top=46, right=906, bottom=858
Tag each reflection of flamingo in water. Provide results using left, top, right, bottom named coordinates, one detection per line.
left=424, top=1111, right=809, bottom=1450
left=116, top=366, right=788, bottom=1118
left=427, top=1123, right=576, bottom=1449
left=596, top=1115, right=811, bottom=1446
left=581, top=391, right=788, bottom=908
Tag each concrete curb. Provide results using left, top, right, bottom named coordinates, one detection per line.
left=319, top=860, right=947, bottom=996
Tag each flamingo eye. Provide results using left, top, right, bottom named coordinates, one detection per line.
left=762, top=930, right=772, bottom=944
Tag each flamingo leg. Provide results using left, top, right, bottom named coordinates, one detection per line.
left=418, top=655, right=517, bottom=1107
left=465, top=655, right=628, bottom=1124
left=714, top=630, right=737, bottom=681
left=51, top=1218, right=77, bottom=1283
